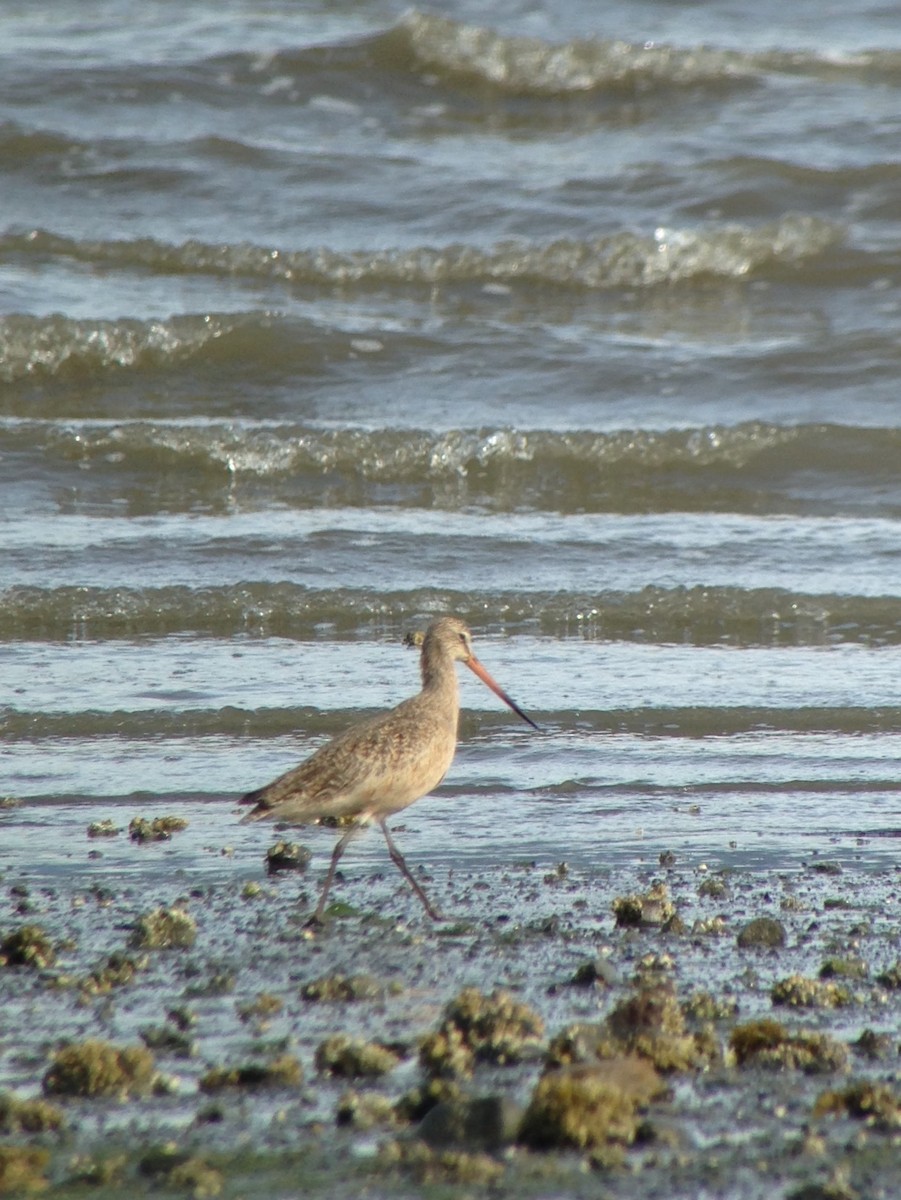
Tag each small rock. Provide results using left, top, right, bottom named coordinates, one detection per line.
left=569, top=957, right=620, bottom=988
left=808, top=860, right=843, bottom=876
left=265, top=840, right=311, bottom=874
left=736, top=917, right=786, bottom=949
left=852, top=1029, right=893, bottom=1061
left=875, top=961, right=901, bottom=990
left=787, top=1181, right=858, bottom=1200
left=417, top=1095, right=523, bottom=1151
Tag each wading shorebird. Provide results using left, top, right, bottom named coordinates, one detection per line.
left=239, top=616, right=538, bottom=922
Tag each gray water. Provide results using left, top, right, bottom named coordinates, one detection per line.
left=2, top=0, right=901, bottom=884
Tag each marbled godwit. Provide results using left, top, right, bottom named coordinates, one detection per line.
left=239, top=616, right=537, bottom=922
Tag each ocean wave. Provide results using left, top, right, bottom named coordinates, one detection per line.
left=390, top=12, right=901, bottom=97
left=2, top=582, right=900, bottom=645
left=5, top=702, right=901, bottom=743
left=0, top=120, right=85, bottom=168
left=394, top=11, right=755, bottom=95
left=0, top=312, right=258, bottom=384
left=0, top=214, right=844, bottom=298
left=5, top=419, right=901, bottom=512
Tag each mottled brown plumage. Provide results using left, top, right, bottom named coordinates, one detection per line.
left=239, top=615, right=537, bottom=921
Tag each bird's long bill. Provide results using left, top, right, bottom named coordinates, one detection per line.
left=466, top=654, right=540, bottom=730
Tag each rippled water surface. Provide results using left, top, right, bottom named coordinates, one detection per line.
left=2, top=0, right=900, bottom=883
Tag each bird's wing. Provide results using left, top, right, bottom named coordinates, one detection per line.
left=239, top=700, right=454, bottom=824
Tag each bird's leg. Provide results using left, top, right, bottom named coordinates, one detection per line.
left=379, top=819, right=442, bottom=920
left=309, top=823, right=359, bottom=925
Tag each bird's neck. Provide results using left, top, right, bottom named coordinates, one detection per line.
left=420, top=654, right=460, bottom=716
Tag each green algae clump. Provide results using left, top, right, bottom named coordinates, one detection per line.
left=87, top=819, right=120, bottom=838
left=395, top=1077, right=464, bottom=1124
left=199, top=1054, right=302, bottom=1092
left=0, top=925, right=56, bottom=970
left=336, top=1089, right=399, bottom=1130
left=315, top=1035, right=401, bottom=1079
left=547, top=972, right=716, bottom=1076
left=875, top=960, right=901, bottom=990
left=0, top=1092, right=65, bottom=1133
left=819, top=956, right=868, bottom=981
left=682, top=990, right=738, bottom=1023
left=299, top=972, right=383, bottom=1002
left=378, top=1139, right=503, bottom=1187
left=166, top=1155, right=223, bottom=1198
left=419, top=987, right=544, bottom=1077
left=417, top=1094, right=523, bottom=1152
left=236, top=992, right=284, bottom=1023
left=519, top=1056, right=665, bottom=1152
left=613, top=882, right=676, bottom=929
left=129, top=815, right=189, bottom=841
left=130, top=905, right=197, bottom=950
left=265, top=840, right=311, bottom=874
left=546, top=1022, right=609, bottom=1068
left=139, top=1024, right=195, bottom=1059
left=139, top=1146, right=224, bottom=1198
left=771, top=974, right=853, bottom=1009
left=729, top=1019, right=848, bottom=1074
left=79, top=951, right=143, bottom=996
left=0, top=1146, right=50, bottom=1195
left=43, top=1039, right=157, bottom=1100
left=813, top=1081, right=900, bottom=1130
left=604, top=979, right=711, bottom=1073
left=66, top=1153, right=128, bottom=1187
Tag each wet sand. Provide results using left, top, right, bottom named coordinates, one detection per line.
left=1, top=811, right=899, bottom=1199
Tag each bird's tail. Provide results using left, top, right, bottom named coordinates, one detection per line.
left=237, top=786, right=274, bottom=823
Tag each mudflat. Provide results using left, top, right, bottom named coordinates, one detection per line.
left=1, top=820, right=898, bottom=1200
